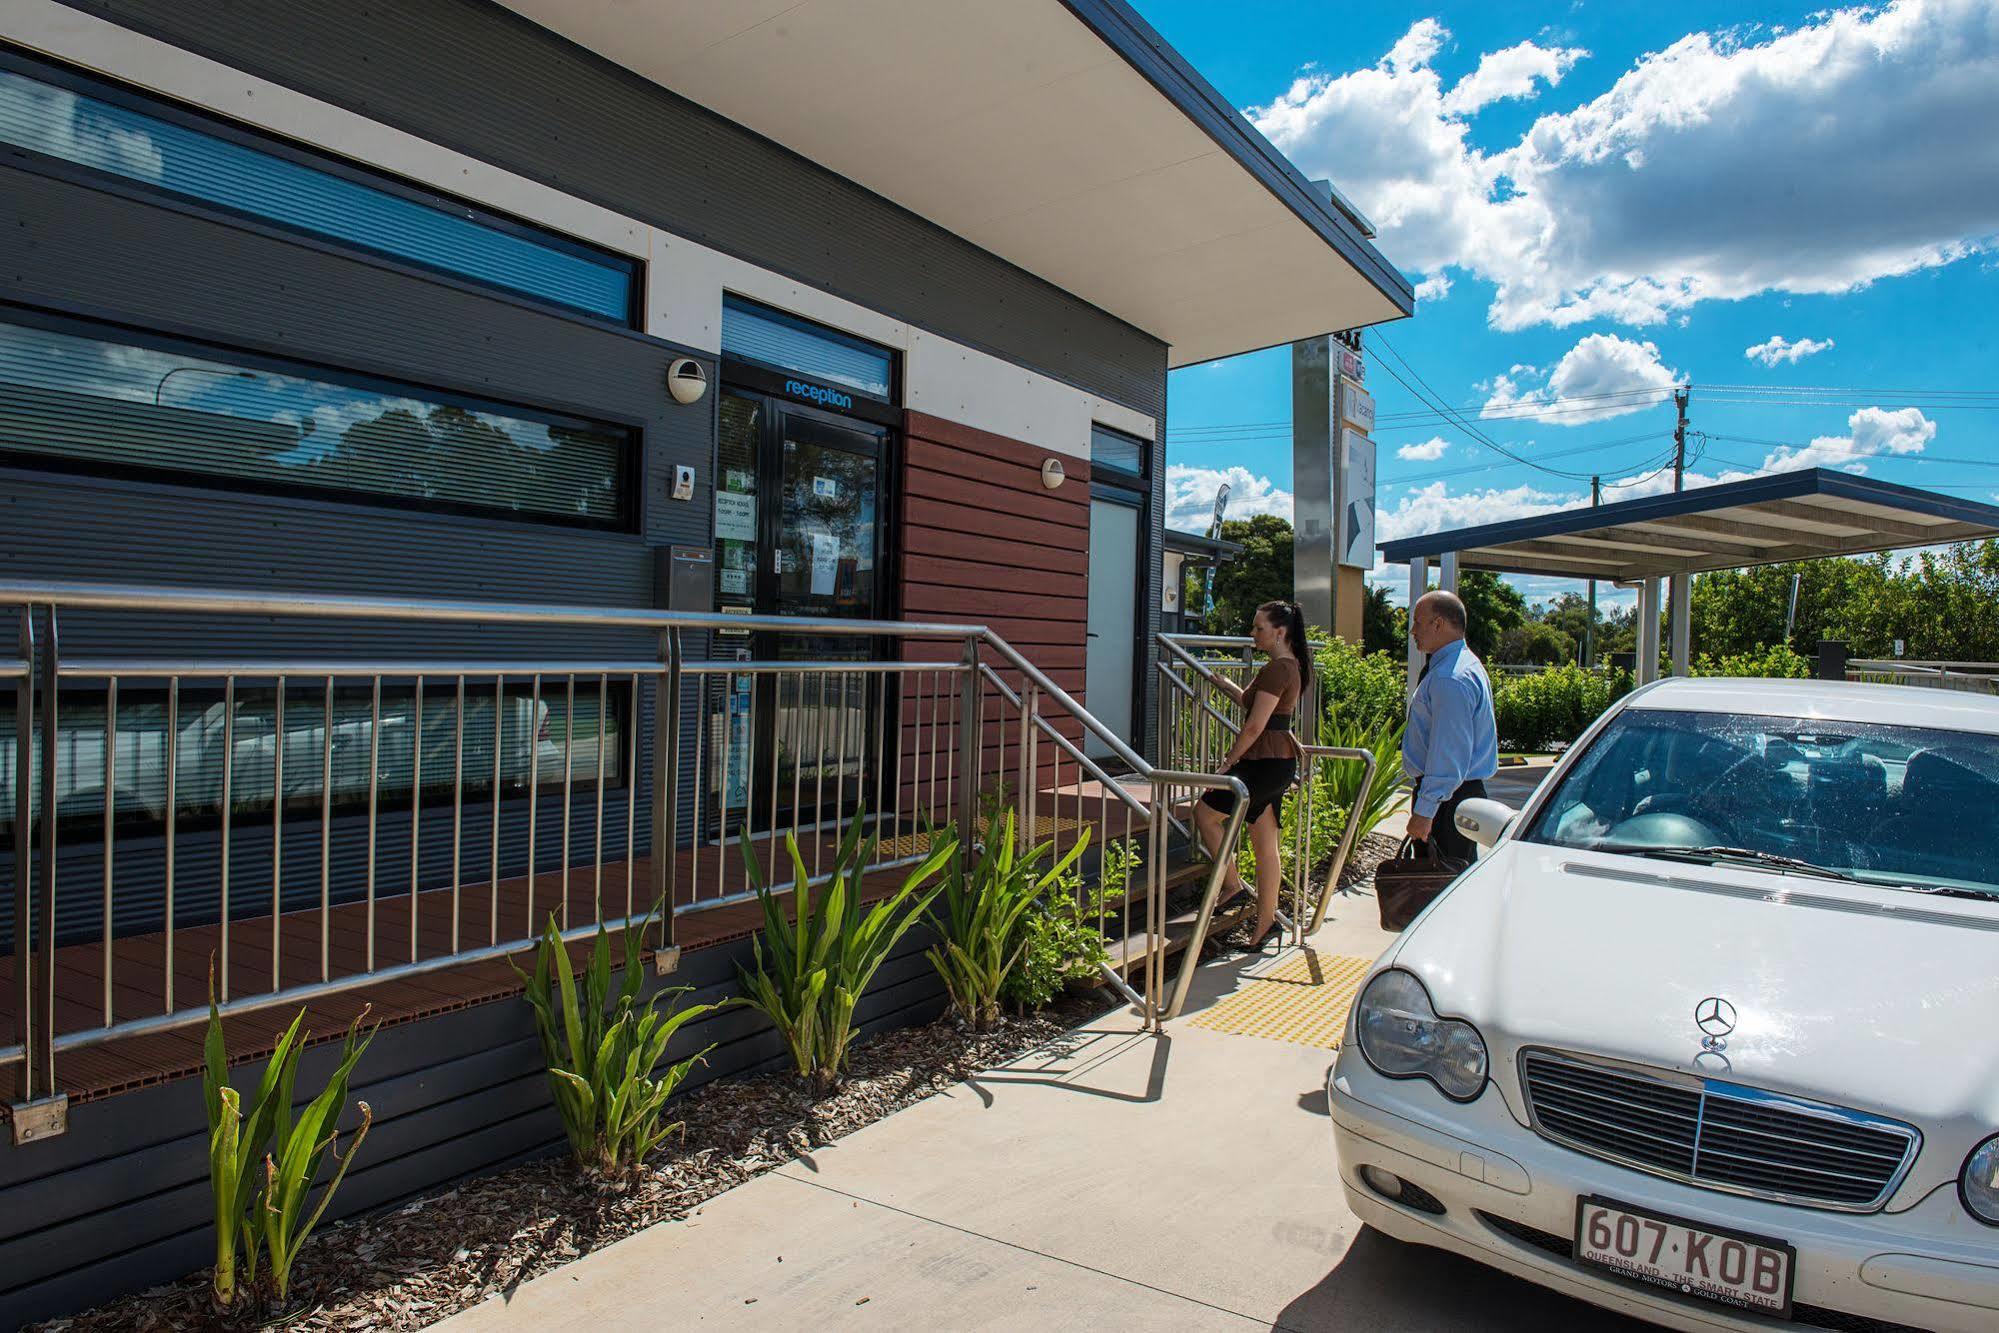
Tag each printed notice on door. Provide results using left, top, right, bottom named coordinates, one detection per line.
left=810, top=531, right=840, bottom=596
left=715, top=492, right=756, bottom=542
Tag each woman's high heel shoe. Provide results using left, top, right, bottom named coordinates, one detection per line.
left=1239, top=919, right=1280, bottom=951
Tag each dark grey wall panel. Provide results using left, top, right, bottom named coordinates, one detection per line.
left=45, top=0, right=1169, bottom=421
left=0, top=920, right=957, bottom=1330
left=0, top=164, right=729, bottom=946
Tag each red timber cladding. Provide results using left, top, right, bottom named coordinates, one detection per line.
left=896, top=410, right=1090, bottom=822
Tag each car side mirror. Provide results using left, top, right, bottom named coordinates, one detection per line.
left=1454, top=797, right=1518, bottom=850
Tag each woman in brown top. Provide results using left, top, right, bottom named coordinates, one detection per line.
left=1194, top=600, right=1311, bottom=950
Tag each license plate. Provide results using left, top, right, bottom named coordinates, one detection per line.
left=1574, top=1197, right=1794, bottom=1317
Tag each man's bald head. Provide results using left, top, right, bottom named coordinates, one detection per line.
left=1412, top=589, right=1468, bottom=653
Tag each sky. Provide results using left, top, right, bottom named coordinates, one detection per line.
left=1134, top=0, right=1999, bottom=608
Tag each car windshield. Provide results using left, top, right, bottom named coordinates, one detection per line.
left=1521, top=707, right=1999, bottom=900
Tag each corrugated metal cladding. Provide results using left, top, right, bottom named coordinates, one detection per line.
left=0, top=162, right=711, bottom=947
left=58, top=0, right=1171, bottom=423
left=0, top=925, right=953, bottom=1330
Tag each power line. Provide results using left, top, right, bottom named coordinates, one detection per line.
left=1371, top=332, right=1652, bottom=485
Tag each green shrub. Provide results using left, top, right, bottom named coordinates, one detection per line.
left=1491, top=665, right=1633, bottom=751
left=203, top=969, right=375, bottom=1315
left=1313, top=633, right=1409, bottom=731
left=737, top=809, right=955, bottom=1092
left=513, top=909, right=722, bottom=1179
left=1003, top=836, right=1136, bottom=1011
left=928, top=811, right=1089, bottom=1031
left=1693, top=643, right=1812, bottom=679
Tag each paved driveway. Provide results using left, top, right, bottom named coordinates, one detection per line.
left=441, top=899, right=1640, bottom=1332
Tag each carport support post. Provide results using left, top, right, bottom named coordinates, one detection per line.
left=1636, top=579, right=1662, bottom=684
left=1438, top=550, right=1459, bottom=595
left=1406, top=557, right=1427, bottom=696
left=1669, top=572, right=1692, bottom=676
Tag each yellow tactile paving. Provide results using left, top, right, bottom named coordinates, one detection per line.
left=1186, top=950, right=1373, bottom=1049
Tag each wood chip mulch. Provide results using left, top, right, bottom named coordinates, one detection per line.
left=30, top=994, right=1106, bottom=1333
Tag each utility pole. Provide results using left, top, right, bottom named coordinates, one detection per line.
left=1672, top=385, right=1691, bottom=491
left=1669, top=385, right=1692, bottom=674
left=1585, top=476, right=1600, bottom=667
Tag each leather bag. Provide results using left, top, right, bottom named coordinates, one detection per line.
left=1373, top=838, right=1469, bottom=931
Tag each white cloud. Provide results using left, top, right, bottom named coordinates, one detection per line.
left=1397, top=437, right=1449, bottom=461
left=1163, top=464, right=1293, bottom=532
left=1252, top=2, right=1999, bottom=329
left=1744, top=335, right=1835, bottom=366
left=1375, top=479, right=1571, bottom=559
left=0, top=72, right=165, bottom=180
left=1758, top=406, right=1935, bottom=474
left=1441, top=39, right=1589, bottom=116
left=1479, top=334, right=1679, bottom=424
left=1413, top=272, right=1453, bottom=303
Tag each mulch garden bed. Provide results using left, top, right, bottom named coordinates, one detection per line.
left=31, top=993, right=1107, bottom=1333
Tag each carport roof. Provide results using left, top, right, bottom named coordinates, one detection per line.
left=1377, top=469, right=1999, bottom=582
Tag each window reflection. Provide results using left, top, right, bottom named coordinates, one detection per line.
left=0, top=63, right=636, bottom=321
left=0, top=316, right=628, bottom=523
left=0, top=682, right=626, bottom=840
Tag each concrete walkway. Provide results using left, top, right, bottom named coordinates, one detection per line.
left=440, top=853, right=1628, bottom=1332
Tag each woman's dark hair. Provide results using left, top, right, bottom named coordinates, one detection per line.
left=1256, top=600, right=1314, bottom=689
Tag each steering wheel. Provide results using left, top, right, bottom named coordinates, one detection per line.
left=1633, top=750, right=1770, bottom=840
left=1604, top=810, right=1728, bottom=849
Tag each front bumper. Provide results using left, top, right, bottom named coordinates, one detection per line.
left=1329, top=1050, right=1999, bottom=1332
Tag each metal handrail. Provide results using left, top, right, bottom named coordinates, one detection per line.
left=1, top=580, right=1256, bottom=1127
left=1154, top=633, right=1379, bottom=1018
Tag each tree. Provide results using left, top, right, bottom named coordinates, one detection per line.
left=1208, top=514, right=1294, bottom=634
left=1362, top=582, right=1404, bottom=657
left=1456, top=569, right=1526, bottom=661
left=1538, top=591, right=1598, bottom=655
left=1499, top=621, right=1575, bottom=665
left=1689, top=558, right=1894, bottom=659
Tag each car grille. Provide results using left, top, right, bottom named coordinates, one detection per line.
left=1519, top=1050, right=1918, bottom=1211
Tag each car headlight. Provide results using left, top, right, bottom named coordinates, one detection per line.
left=1963, top=1135, right=1999, bottom=1226
left=1355, top=968, right=1489, bottom=1102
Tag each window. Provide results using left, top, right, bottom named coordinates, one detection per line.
left=0, top=57, right=639, bottom=323
left=0, top=311, right=632, bottom=525
left=721, top=296, right=894, bottom=402
left=0, top=680, right=628, bottom=842
left=1091, top=424, right=1147, bottom=478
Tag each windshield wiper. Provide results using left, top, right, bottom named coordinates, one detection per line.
left=1596, top=844, right=1860, bottom=882
left=1873, top=880, right=1997, bottom=903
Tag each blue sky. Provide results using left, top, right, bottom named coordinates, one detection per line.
left=1135, top=1, right=1999, bottom=606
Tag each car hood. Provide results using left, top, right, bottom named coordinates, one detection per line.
left=1392, top=841, right=1999, bottom=1194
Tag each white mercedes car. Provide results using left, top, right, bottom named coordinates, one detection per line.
left=1330, top=677, right=1999, bottom=1332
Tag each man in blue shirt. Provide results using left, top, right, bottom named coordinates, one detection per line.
left=1403, top=589, right=1499, bottom=863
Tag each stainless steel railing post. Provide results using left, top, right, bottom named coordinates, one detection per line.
left=955, top=637, right=981, bottom=840
left=1019, top=686, right=1039, bottom=850
left=656, top=628, right=680, bottom=952
left=12, top=605, right=34, bottom=1106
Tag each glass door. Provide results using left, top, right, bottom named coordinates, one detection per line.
left=711, top=392, right=890, bottom=840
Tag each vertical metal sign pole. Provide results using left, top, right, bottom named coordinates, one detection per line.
left=1291, top=335, right=1336, bottom=632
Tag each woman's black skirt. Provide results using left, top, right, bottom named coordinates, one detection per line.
left=1199, top=757, right=1298, bottom=827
